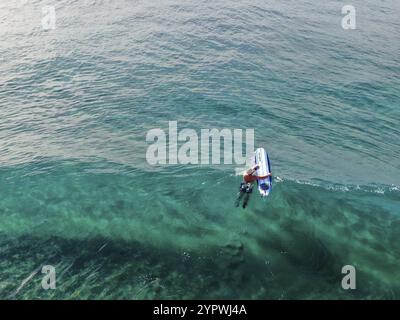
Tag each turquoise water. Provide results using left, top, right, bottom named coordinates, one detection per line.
left=0, top=0, right=399, bottom=299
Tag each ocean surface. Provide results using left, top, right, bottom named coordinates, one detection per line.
left=0, top=0, right=399, bottom=299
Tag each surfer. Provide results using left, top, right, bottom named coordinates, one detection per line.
left=235, top=164, right=272, bottom=208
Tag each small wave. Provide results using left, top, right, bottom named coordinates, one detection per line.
left=280, top=177, right=399, bottom=195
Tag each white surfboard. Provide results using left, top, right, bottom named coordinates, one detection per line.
left=254, top=148, right=272, bottom=197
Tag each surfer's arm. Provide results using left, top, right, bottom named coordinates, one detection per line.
left=256, top=172, right=272, bottom=179
left=245, top=165, right=259, bottom=175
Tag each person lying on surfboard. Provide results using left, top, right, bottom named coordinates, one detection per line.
left=235, top=164, right=272, bottom=208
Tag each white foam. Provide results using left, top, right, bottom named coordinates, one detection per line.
left=279, top=177, right=399, bottom=195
